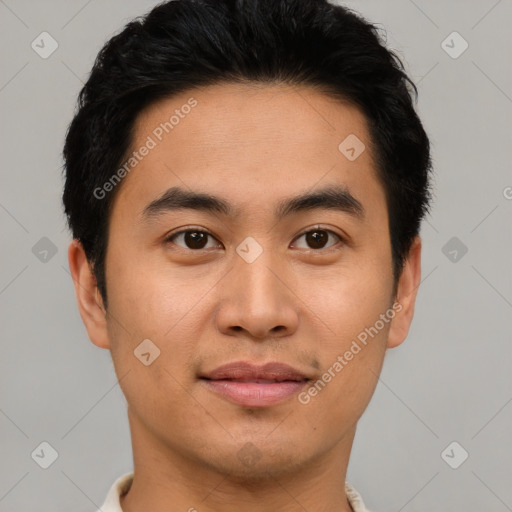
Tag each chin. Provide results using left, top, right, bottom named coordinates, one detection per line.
left=196, top=441, right=312, bottom=482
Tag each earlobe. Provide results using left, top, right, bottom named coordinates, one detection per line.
left=67, top=239, right=111, bottom=349
left=386, top=236, right=422, bottom=349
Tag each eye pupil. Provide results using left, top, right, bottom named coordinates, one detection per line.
left=185, top=231, right=208, bottom=249
left=306, top=230, right=328, bottom=249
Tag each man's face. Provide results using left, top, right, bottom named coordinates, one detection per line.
left=85, top=83, right=416, bottom=478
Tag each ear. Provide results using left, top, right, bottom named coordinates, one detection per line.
left=387, top=236, right=422, bottom=349
left=67, top=239, right=110, bottom=349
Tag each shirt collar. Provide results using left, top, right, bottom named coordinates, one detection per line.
left=98, top=472, right=372, bottom=512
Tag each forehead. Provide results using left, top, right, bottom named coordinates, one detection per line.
left=110, top=82, right=385, bottom=224
left=135, top=82, right=372, bottom=153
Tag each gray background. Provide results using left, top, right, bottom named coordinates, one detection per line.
left=1, top=0, right=511, bottom=511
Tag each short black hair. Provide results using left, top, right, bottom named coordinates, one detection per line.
left=62, top=0, right=433, bottom=309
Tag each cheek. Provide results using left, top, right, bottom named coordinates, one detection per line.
left=293, top=262, right=392, bottom=416
left=105, top=256, right=215, bottom=375
left=107, top=254, right=200, bottom=335
left=105, top=274, right=201, bottom=434
left=297, top=254, right=393, bottom=338
left=296, top=313, right=388, bottom=438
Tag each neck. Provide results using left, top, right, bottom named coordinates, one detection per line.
left=120, top=408, right=357, bottom=512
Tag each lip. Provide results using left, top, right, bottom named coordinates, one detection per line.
left=199, top=361, right=311, bottom=408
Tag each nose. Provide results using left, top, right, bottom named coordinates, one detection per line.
left=214, top=247, right=300, bottom=341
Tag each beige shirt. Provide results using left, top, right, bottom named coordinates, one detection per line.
left=98, top=472, right=373, bottom=512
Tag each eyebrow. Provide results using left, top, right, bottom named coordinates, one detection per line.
left=141, top=184, right=365, bottom=223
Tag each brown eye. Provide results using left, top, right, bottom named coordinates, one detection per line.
left=164, top=226, right=343, bottom=252
left=293, top=228, right=342, bottom=250
left=165, top=229, right=219, bottom=250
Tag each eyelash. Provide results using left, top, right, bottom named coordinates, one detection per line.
left=163, top=225, right=344, bottom=252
